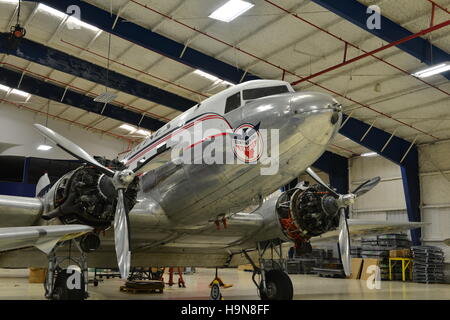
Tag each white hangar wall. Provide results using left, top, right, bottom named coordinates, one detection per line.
left=0, top=102, right=128, bottom=159
left=350, top=145, right=450, bottom=265
left=418, top=141, right=450, bottom=265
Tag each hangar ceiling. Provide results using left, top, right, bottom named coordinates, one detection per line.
left=0, top=0, right=449, bottom=157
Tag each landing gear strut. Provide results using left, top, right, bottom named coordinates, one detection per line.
left=243, top=239, right=293, bottom=300
left=45, top=240, right=89, bottom=300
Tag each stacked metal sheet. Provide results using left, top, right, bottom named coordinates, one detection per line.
left=286, top=249, right=335, bottom=275
left=412, top=246, right=445, bottom=283
left=377, top=234, right=411, bottom=248
left=360, top=234, right=411, bottom=280
left=350, top=247, right=361, bottom=258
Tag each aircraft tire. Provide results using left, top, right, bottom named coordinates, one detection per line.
left=259, top=270, right=293, bottom=300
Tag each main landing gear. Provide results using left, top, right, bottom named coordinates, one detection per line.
left=243, top=239, right=293, bottom=300
left=45, top=240, right=89, bottom=300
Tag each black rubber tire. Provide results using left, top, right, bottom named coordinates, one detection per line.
left=259, top=270, right=294, bottom=300
left=51, top=269, right=86, bottom=300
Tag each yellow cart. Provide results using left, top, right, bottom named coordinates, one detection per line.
left=389, top=257, right=413, bottom=281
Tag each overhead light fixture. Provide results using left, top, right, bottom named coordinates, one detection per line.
left=413, top=62, right=450, bottom=78
left=10, top=88, right=30, bottom=98
left=222, top=80, right=235, bottom=87
left=37, top=144, right=53, bottom=151
left=0, top=84, right=10, bottom=92
left=361, top=152, right=378, bottom=157
left=94, top=92, right=117, bottom=103
left=0, top=0, right=19, bottom=3
left=119, top=124, right=136, bottom=132
left=194, top=69, right=220, bottom=82
left=37, top=3, right=66, bottom=19
left=136, top=129, right=151, bottom=136
left=67, top=16, right=100, bottom=32
left=193, top=69, right=235, bottom=87
left=209, top=0, right=254, bottom=23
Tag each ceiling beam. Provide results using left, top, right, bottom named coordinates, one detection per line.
left=310, top=0, right=450, bottom=81
left=30, top=0, right=259, bottom=84
left=0, top=66, right=164, bottom=132
left=0, top=33, right=196, bottom=113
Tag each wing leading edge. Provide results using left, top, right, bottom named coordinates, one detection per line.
left=312, top=220, right=428, bottom=243
left=0, top=225, right=93, bottom=254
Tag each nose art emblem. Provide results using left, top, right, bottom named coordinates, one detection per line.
left=232, top=123, right=263, bottom=163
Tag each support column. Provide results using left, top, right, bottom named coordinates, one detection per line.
left=400, top=148, right=421, bottom=245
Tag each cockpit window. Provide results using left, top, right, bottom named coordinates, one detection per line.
left=225, top=92, right=241, bottom=114
left=242, top=85, right=289, bottom=100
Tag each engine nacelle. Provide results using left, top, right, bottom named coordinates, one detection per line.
left=276, top=184, right=340, bottom=244
left=42, top=158, right=139, bottom=229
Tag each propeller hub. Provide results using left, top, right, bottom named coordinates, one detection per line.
left=113, top=169, right=136, bottom=189
left=338, top=194, right=356, bottom=208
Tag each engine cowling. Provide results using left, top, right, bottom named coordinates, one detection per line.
left=42, top=158, right=139, bottom=230
left=276, top=184, right=340, bottom=244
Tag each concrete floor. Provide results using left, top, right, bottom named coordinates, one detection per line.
left=0, top=268, right=449, bottom=300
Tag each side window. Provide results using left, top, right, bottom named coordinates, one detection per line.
left=225, top=92, right=241, bottom=114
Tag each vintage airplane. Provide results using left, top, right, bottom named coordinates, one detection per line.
left=0, top=79, right=425, bottom=300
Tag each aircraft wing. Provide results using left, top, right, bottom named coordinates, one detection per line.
left=312, top=220, right=428, bottom=243
left=0, top=195, right=43, bottom=227
left=0, top=225, right=92, bottom=254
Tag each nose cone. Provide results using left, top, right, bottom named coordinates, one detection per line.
left=290, top=92, right=342, bottom=145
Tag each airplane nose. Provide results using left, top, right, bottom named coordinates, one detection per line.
left=289, top=92, right=342, bottom=145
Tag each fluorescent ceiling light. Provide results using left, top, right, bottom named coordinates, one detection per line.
left=193, top=69, right=235, bottom=87
left=209, top=0, right=254, bottom=22
left=94, top=92, right=117, bottom=103
left=0, top=84, right=10, bottom=92
left=0, top=0, right=19, bottom=4
left=413, top=62, right=450, bottom=78
left=194, top=69, right=220, bottom=82
left=37, top=144, right=53, bottom=151
left=222, top=80, right=235, bottom=87
left=119, top=124, right=136, bottom=132
left=10, top=88, right=30, bottom=98
left=361, top=152, right=378, bottom=157
left=136, top=129, right=151, bottom=136
left=37, top=3, right=66, bottom=19
left=67, top=16, right=100, bottom=32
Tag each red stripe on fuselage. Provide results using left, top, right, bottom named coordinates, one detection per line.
left=126, top=114, right=231, bottom=165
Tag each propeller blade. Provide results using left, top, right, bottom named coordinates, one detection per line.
left=114, top=189, right=131, bottom=279
left=338, top=208, right=352, bottom=277
left=306, top=167, right=339, bottom=197
left=34, top=124, right=115, bottom=177
left=352, top=177, right=381, bottom=197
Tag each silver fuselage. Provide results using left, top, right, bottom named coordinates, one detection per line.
left=128, top=91, right=342, bottom=248
left=0, top=82, right=343, bottom=268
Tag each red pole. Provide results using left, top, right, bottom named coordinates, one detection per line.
left=343, top=42, right=348, bottom=63
left=430, top=3, right=436, bottom=28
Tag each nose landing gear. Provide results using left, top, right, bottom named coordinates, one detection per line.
left=242, top=239, right=293, bottom=300
left=45, top=240, right=89, bottom=300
